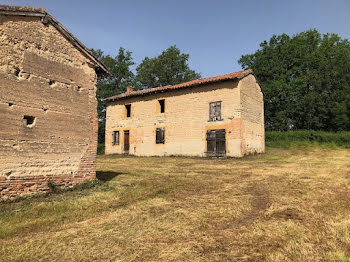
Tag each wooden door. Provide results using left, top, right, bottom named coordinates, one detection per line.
left=206, top=129, right=226, bottom=157
left=124, top=130, right=130, bottom=153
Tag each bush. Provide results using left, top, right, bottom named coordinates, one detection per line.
left=97, top=144, right=105, bottom=155
left=266, top=130, right=350, bottom=148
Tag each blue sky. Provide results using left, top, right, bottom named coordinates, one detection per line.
left=2, top=0, right=350, bottom=77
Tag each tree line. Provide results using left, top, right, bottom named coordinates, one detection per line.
left=94, top=29, right=350, bottom=144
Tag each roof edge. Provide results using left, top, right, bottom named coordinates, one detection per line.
left=105, top=69, right=254, bottom=103
left=0, top=5, right=109, bottom=75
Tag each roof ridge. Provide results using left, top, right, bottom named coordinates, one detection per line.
left=105, top=69, right=253, bottom=102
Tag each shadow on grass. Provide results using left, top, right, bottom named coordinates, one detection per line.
left=96, top=171, right=124, bottom=182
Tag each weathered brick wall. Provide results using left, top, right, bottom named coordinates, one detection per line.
left=106, top=77, right=264, bottom=158
left=239, top=75, right=265, bottom=154
left=0, top=15, right=98, bottom=199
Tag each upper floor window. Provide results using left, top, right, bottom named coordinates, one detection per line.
left=113, top=131, right=119, bottom=145
left=156, top=128, right=165, bottom=144
left=125, top=104, right=131, bottom=118
left=158, top=99, right=165, bottom=113
left=209, top=101, right=222, bottom=121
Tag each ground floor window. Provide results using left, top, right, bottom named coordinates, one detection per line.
left=156, top=128, right=165, bottom=144
left=112, top=131, right=119, bottom=145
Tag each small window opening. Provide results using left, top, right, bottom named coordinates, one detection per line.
left=156, top=128, right=165, bottom=144
left=8, top=102, right=13, bottom=107
left=49, top=80, right=55, bottom=86
left=77, top=86, right=82, bottom=92
left=209, top=101, right=222, bottom=121
left=125, top=104, right=131, bottom=118
left=24, top=115, right=36, bottom=127
left=113, top=131, right=120, bottom=145
left=159, top=99, right=165, bottom=113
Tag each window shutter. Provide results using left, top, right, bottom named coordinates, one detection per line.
left=209, top=101, right=222, bottom=121
left=156, top=128, right=165, bottom=144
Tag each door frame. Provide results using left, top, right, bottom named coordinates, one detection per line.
left=206, top=129, right=226, bottom=157
left=123, top=130, right=130, bottom=154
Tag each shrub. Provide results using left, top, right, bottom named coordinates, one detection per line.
left=97, top=144, right=105, bottom=155
left=266, top=130, right=350, bottom=148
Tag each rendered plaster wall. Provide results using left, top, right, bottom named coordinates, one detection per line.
left=0, top=15, right=98, bottom=199
left=106, top=80, right=249, bottom=157
left=239, top=74, right=265, bottom=154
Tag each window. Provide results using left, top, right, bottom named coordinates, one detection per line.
left=112, top=131, right=119, bottom=145
left=209, top=101, right=222, bottom=121
left=156, top=128, right=165, bottom=144
left=125, top=104, right=131, bottom=118
left=23, top=115, right=36, bottom=127
left=158, top=99, right=165, bottom=113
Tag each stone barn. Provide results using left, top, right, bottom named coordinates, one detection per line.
left=105, top=69, right=264, bottom=157
left=0, top=5, right=108, bottom=199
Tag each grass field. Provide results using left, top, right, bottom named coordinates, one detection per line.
left=1, top=146, right=350, bottom=261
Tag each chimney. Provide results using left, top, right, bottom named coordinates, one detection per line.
left=126, top=86, right=134, bottom=94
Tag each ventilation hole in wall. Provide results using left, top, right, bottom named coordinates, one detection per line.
left=8, top=102, right=13, bottom=107
left=14, top=67, right=20, bottom=77
left=77, top=86, right=82, bottom=92
left=49, top=80, right=55, bottom=86
left=43, top=107, right=48, bottom=112
left=23, top=115, right=36, bottom=127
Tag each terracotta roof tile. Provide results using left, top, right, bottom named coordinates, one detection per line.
left=105, top=69, right=253, bottom=102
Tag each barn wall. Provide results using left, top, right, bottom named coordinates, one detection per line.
left=105, top=80, right=245, bottom=157
left=239, top=74, right=265, bottom=154
left=0, top=15, right=98, bottom=199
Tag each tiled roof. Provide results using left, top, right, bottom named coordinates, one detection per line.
left=0, top=5, right=109, bottom=74
left=105, top=69, right=253, bottom=102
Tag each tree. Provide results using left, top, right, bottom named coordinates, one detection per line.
left=135, top=45, right=201, bottom=89
left=92, top=47, right=135, bottom=143
left=239, top=29, right=350, bottom=131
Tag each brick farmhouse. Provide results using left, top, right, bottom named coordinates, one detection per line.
left=105, top=69, right=264, bottom=157
left=0, top=5, right=108, bottom=199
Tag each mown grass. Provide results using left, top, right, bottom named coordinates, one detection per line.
left=1, top=146, right=350, bottom=261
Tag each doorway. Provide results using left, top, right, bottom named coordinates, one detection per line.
left=206, top=129, right=226, bottom=157
left=124, top=130, right=130, bottom=153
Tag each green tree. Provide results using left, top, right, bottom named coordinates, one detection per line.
left=92, top=47, right=135, bottom=143
left=239, top=29, right=350, bottom=131
left=135, top=45, right=201, bottom=89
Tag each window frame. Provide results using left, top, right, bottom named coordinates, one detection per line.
left=125, top=104, right=131, bottom=118
left=209, top=101, right=222, bottom=121
left=156, top=127, right=165, bottom=144
left=158, top=99, right=165, bottom=114
left=112, top=130, right=120, bottom=145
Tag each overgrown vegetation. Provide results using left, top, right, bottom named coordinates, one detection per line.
left=1, top=146, right=350, bottom=261
left=97, top=143, right=105, bottom=155
left=266, top=130, right=350, bottom=148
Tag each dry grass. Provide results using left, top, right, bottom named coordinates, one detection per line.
left=1, top=146, right=350, bottom=261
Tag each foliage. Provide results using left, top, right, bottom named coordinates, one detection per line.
left=239, top=29, right=350, bottom=131
left=93, top=45, right=200, bottom=144
left=47, top=181, right=59, bottom=193
left=92, top=48, right=135, bottom=143
left=135, top=45, right=201, bottom=89
left=97, top=143, right=105, bottom=155
left=266, top=130, right=350, bottom=148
